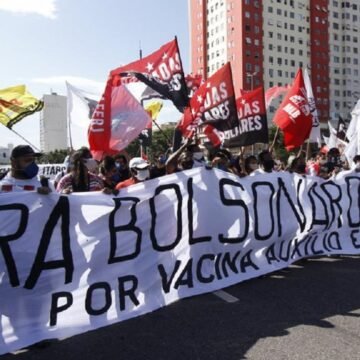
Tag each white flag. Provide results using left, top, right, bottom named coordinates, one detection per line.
left=327, top=121, right=347, bottom=149
left=344, top=99, right=360, bottom=165
left=66, top=82, right=101, bottom=150
left=304, top=68, right=321, bottom=146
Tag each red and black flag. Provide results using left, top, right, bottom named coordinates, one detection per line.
left=234, top=87, right=268, bottom=147
left=110, top=38, right=189, bottom=112
left=185, top=73, right=203, bottom=97
left=177, top=62, right=239, bottom=147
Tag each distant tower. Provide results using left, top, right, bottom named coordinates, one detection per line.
left=39, top=93, right=67, bottom=152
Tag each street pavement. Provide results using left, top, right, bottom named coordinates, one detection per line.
left=2, top=256, right=360, bottom=360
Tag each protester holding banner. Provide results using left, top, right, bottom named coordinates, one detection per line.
left=53, top=155, right=73, bottom=189
left=187, top=143, right=206, bottom=168
left=115, top=157, right=150, bottom=190
left=56, top=150, right=103, bottom=194
left=0, top=145, right=52, bottom=194
left=150, top=154, right=167, bottom=179
left=244, top=155, right=258, bottom=176
left=211, top=150, right=231, bottom=172
left=99, top=156, right=120, bottom=194
left=113, top=154, right=131, bottom=182
left=353, top=155, right=360, bottom=171
left=250, top=150, right=275, bottom=175
left=288, top=155, right=307, bottom=175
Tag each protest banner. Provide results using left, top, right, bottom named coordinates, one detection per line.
left=0, top=168, right=360, bottom=354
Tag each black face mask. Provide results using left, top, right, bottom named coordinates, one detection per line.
left=263, top=159, right=274, bottom=172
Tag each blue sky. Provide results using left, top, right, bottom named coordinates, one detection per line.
left=0, top=0, right=190, bottom=149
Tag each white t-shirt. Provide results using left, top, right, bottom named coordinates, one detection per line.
left=192, top=159, right=206, bottom=168
left=0, top=172, right=42, bottom=193
left=249, top=168, right=267, bottom=176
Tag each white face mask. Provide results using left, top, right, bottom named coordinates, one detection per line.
left=84, top=158, right=98, bottom=172
left=193, top=152, right=203, bottom=161
left=134, top=169, right=149, bottom=181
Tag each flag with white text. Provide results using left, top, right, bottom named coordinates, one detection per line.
left=88, top=83, right=151, bottom=160
left=110, top=38, right=189, bottom=112
left=177, top=62, right=238, bottom=147
left=234, top=87, right=268, bottom=147
left=273, top=68, right=313, bottom=150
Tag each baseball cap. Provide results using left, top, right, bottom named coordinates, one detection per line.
left=11, top=145, right=43, bottom=159
left=129, top=157, right=149, bottom=169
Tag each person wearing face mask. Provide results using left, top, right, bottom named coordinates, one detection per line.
left=187, top=144, right=206, bottom=168
left=244, top=155, right=258, bottom=175
left=113, top=154, right=131, bottom=182
left=115, top=157, right=150, bottom=190
left=99, top=156, right=121, bottom=194
left=150, top=153, right=167, bottom=179
left=211, top=151, right=230, bottom=172
left=56, top=151, right=103, bottom=194
left=250, top=150, right=275, bottom=176
left=0, top=145, right=52, bottom=194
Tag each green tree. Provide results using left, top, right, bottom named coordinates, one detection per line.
left=125, top=126, right=175, bottom=161
left=39, top=149, right=69, bottom=164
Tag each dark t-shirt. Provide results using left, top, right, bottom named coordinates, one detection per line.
left=118, top=168, right=131, bottom=182
left=150, top=166, right=166, bottom=179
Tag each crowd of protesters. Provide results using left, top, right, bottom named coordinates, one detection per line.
left=0, top=141, right=359, bottom=194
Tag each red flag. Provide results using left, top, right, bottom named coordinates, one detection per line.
left=185, top=73, right=203, bottom=96
left=88, top=83, right=151, bottom=160
left=264, top=85, right=289, bottom=109
left=177, top=62, right=238, bottom=147
left=273, top=68, right=312, bottom=150
left=110, top=38, right=189, bottom=112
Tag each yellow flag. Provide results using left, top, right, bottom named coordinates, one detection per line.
left=0, top=85, right=44, bottom=129
left=144, top=100, right=163, bottom=120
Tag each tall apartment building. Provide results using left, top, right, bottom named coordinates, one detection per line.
left=0, top=143, right=13, bottom=165
left=40, top=93, right=68, bottom=152
left=189, top=0, right=360, bottom=123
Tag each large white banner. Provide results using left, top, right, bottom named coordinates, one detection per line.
left=0, top=168, right=360, bottom=354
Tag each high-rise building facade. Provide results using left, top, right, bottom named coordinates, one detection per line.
left=40, top=94, right=68, bottom=152
left=189, top=0, right=360, bottom=123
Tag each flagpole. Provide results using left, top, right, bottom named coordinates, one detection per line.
left=139, top=40, right=143, bottom=60
left=306, top=139, right=311, bottom=162
left=67, top=115, right=74, bottom=152
left=8, top=127, right=41, bottom=152
left=269, top=127, right=280, bottom=153
left=152, top=119, right=172, bottom=143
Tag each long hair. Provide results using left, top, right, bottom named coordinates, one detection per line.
left=71, top=152, right=88, bottom=192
